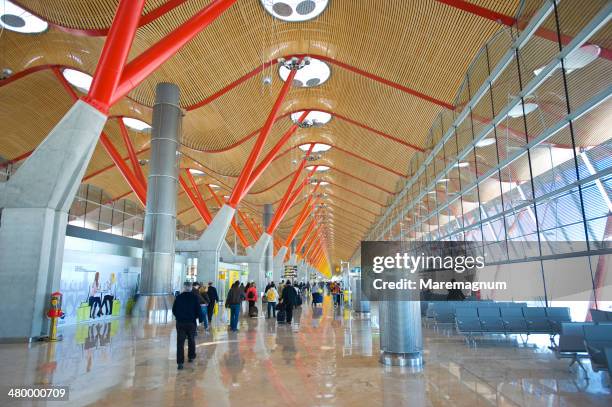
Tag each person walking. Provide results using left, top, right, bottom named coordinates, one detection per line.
left=280, top=280, right=298, bottom=324
left=226, top=281, right=242, bottom=332
left=206, top=282, right=219, bottom=324
left=198, top=283, right=211, bottom=331
left=246, top=283, right=257, bottom=314
left=172, top=282, right=201, bottom=370
left=265, top=282, right=279, bottom=319
left=192, top=282, right=206, bottom=331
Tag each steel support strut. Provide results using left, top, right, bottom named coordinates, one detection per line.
left=119, top=119, right=147, bottom=185
left=228, top=66, right=298, bottom=207
left=99, top=133, right=148, bottom=206
left=284, top=182, right=321, bottom=246
left=111, top=0, right=238, bottom=104
left=88, top=0, right=147, bottom=111
left=267, top=143, right=315, bottom=234
left=241, top=110, right=309, bottom=201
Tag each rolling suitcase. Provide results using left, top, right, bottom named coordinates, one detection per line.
left=276, top=309, right=286, bottom=323
left=249, top=305, right=258, bottom=318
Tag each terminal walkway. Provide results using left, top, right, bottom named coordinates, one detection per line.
left=1, top=296, right=610, bottom=406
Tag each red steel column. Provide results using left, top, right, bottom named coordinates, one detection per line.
left=178, top=174, right=212, bottom=224
left=118, top=118, right=147, bottom=185
left=240, top=110, right=309, bottom=200
left=99, top=133, right=147, bottom=206
left=111, top=0, right=238, bottom=104
left=228, top=66, right=298, bottom=207
left=88, top=0, right=146, bottom=110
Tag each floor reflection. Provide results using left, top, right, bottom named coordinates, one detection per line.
left=0, top=296, right=610, bottom=406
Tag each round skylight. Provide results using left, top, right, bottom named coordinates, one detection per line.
left=0, top=1, right=48, bottom=34
left=475, top=137, right=496, bottom=147
left=122, top=117, right=151, bottom=131
left=189, top=169, right=205, bottom=175
left=306, top=165, right=330, bottom=172
left=298, top=143, right=332, bottom=153
left=291, top=110, right=332, bottom=126
left=279, top=57, right=331, bottom=88
left=62, top=69, right=92, bottom=92
left=260, top=0, right=329, bottom=22
left=507, top=102, right=538, bottom=118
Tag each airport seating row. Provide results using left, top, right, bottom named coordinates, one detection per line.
left=424, top=300, right=526, bottom=326
left=556, top=321, right=612, bottom=376
left=454, top=305, right=571, bottom=338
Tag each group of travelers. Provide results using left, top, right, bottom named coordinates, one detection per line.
left=173, top=277, right=314, bottom=369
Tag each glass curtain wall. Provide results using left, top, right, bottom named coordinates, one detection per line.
left=365, top=0, right=611, bottom=319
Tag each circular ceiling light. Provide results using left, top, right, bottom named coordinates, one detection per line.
left=62, top=69, right=92, bottom=92
left=507, top=102, right=538, bottom=118
left=475, top=137, right=496, bottom=147
left=437, top=178, right=449, bottom=183
left=279, top=57, right=330, bottom=88
left=291, top=110, right=332, bottom=126
left=209, top=184, right=220, bottom=189
left=0, top=1, right=48, bottom=34
left=261, top=0, right=329, bottom=22
left=319, top=181, right=330, bottom=186
left=306, top=165, right=330, bottom=172
left=453, top=161, right=469, bottom=168
left=122, top=117, right=151, bottom=131
left=189, top=169, right=205, bottom=175
left=298, top=142, right=332, bottom=153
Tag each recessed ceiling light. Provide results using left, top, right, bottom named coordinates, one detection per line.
left=62, top=69, right=92, bottom=92
left=319, top=181, right=330, bottom=186
left=279, top=57, right=330, bottom=88
left=298, top=142, right=332, bottom=153
left=122, top=117, right=151, bottom=131
left=453, top=162, right=469, bottom=168
left=189, top=169, right=205, bottom=175
left=475, top=137, right=496, bottom=147
left=291, top=111, right=332, bottom=126
left=0, top=1, right=48, bottom=34
left=260, top=0, right=329, bottom=22
left=209, top=184, right=220, bottom=189
left=437, top=178, right=449, bottom=183
left=306, top=165, right=330, bottom=172
left=507, top=102, right=538, bottom=118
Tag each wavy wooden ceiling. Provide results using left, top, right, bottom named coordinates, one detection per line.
left=0, top=0, right=535, bottom=263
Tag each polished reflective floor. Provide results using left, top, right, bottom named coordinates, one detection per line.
left=1, top=296, right=611, bottom=406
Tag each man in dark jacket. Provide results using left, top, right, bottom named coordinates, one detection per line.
left=281, top=280, right=299, bottom=324
left=207, top=282, right=219, bottom=324
left=172, top=282, right=201, bottom=369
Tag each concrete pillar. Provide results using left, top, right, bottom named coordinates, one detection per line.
left=263, top=204, right=274, bottom=282
left=135, top=83, right=181, bottom=321
left=0, top=100, right=107, bottom=340
left=378, top=283, right=422, bottom=367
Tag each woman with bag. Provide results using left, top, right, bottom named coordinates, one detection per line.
left=265, top=282, right=279, bottom=319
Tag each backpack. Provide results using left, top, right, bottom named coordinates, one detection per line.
left=266, top=289, right=276, bottom=302
left=247, top=290, right=255, bottom=300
